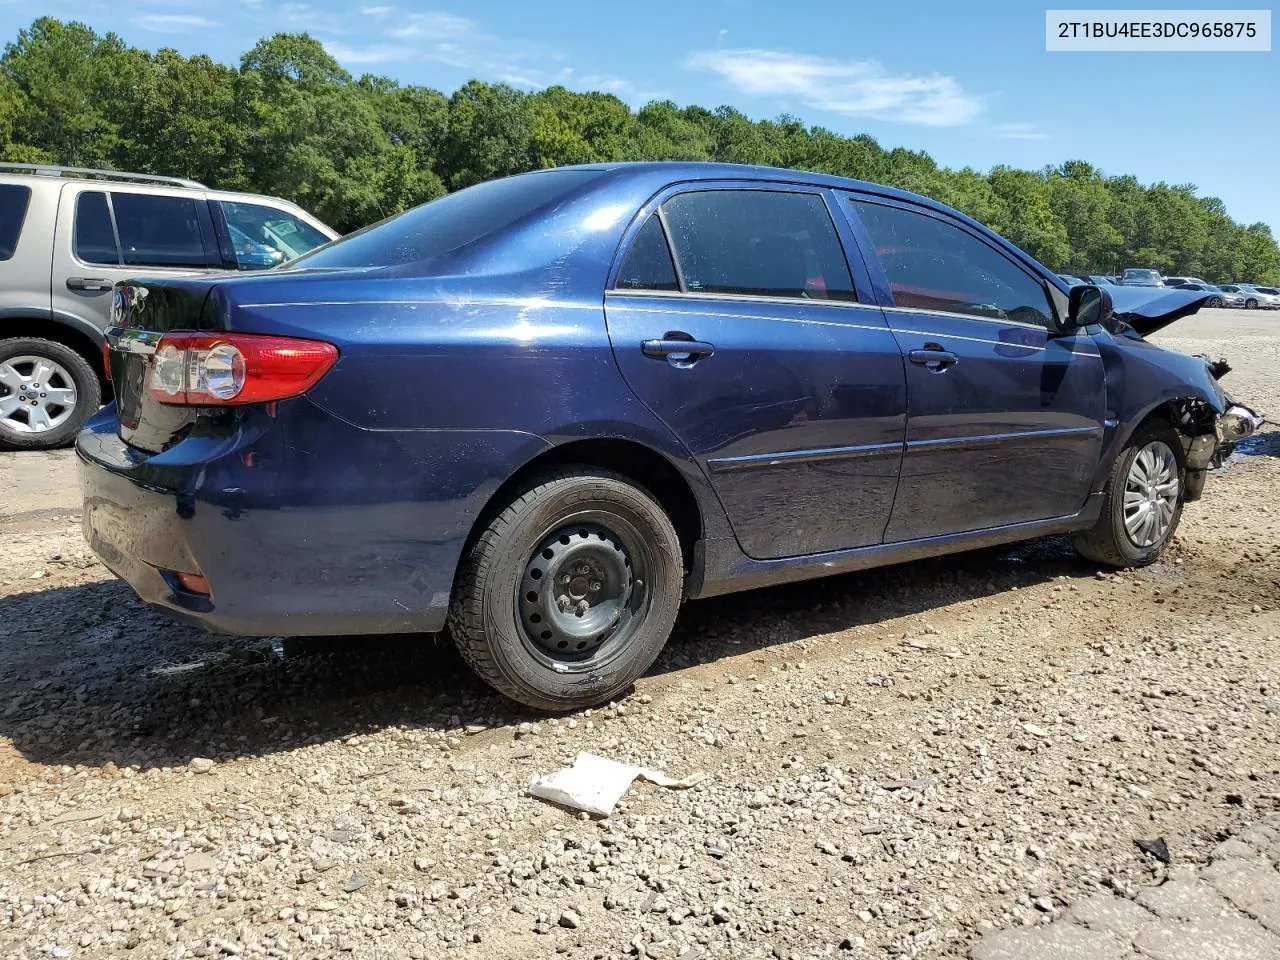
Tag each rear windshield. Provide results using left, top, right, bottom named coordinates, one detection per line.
left=291, top=170, right=605, bottom=270
left=1123, top=269, right=1160, bottom=280
left=0, top=184, right=32, bottom=260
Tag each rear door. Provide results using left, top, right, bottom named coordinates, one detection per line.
left=51, top=185, right=221, bottom=333
left=604, top=182, right=907, bottom=560
left=843, top=195, right=1106, bottom=542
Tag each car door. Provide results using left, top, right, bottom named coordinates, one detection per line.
left=51, top=185, right=221, bottom=333
left=843, top=195, right=1106, bottom=542
left=604, top=183, right=907, bottom=560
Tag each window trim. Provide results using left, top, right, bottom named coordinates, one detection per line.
left=606, top=180, right=866, bottom=307
left=842, top=193, right=1064, bottom=331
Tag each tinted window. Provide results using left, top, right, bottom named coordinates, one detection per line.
left=111, top=193, right=211, bottom=268
left=74, top=191, right=120, bottom=265
left=852, top=200, right=1053, bottom=327
left=616, top=215, right=678, bottom=291
left=293, top=170, right=603, bottom=269
left=660, top=190, right=855, bottom=301
left=219, top=201, right=331, bottom=270
left=0, top=184, right=31, bottom=260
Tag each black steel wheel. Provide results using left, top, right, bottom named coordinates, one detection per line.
left=449, top=468, right=683, bottom=711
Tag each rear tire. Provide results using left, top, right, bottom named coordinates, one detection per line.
left=448, top=468, right=683, bottom=711
left=1073, top=421, right=1184, bottom=568
left=1208, top=296, right=1223, bottom=308
left=1246, top=298, right=1258, bottom=309
left=0, top=338, right=101, bottom=451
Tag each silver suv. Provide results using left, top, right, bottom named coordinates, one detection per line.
left=0, top=163, right=338, bottom=449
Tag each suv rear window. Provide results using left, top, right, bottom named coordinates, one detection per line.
left=292, top=170, right=604, bottom=269
left=0, top=184, right=32, bottom=260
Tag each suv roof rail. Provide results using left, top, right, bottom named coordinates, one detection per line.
left=0, top=162, right=206, bottom=190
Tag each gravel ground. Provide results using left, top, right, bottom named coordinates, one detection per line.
left=1, top=308, right=1278, bottom=960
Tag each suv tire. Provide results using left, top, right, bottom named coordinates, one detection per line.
left=448, top=468, right=683, bottom=712
left=1073, top=420, right=1184, bottom=568
left=0, top=338, right=101, bottom=450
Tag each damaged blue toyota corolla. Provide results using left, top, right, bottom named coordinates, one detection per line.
left=78, top=163, right=1262, bottom=710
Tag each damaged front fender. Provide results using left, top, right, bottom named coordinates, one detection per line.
left=1093, top=331, right=1263, bottom=502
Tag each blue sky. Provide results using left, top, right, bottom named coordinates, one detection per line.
left=5, top=0, right=1278, bottom=233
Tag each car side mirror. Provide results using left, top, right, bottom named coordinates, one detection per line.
left=1064, top=284, right=1112, bottom=333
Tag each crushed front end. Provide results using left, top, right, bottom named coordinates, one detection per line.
left=1171, top=356, right=1264, bottom=501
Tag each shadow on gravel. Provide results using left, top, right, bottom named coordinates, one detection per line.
left=1230, top=429, right=1280, bottom=460
left=0, top=535, right=1093, bottom=772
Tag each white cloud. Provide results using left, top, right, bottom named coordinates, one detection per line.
left=995, top=122, right=1050, bottom=141
left=360, top=4, right=393, bottom=16
left=134, top=13, right=219, bottom=32
left=389, top=11, right=475, bottom=41
left=686, top=48, right=983, bottom=127
left=323, top=41, right=411, bottom=64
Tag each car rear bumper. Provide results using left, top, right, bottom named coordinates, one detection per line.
left=77, top=402, right=549, bottom=637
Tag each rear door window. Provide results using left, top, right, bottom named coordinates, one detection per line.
left=659, top=190, right=856, bottom=301
left=850, top=199, right=1054, bottom=328
left=74, top=190, right=121, bottom=265
left=0, top=184, right=31, bottom=260
left=111, top=192, right=214, bottom=268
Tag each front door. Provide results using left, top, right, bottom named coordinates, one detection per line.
left=604, top=185, right=907, bottom=560
left=844, top=196, right=1106, bottom=542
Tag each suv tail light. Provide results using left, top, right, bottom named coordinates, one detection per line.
left=147, top=332, right=338, bottom=406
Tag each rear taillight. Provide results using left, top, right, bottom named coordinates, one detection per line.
left=102, top=341, right=112, bottom=381
left=147, top=332, right=338, bottom=406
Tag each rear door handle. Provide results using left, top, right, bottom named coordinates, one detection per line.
left=908, top=346, right=959, bottom=372
left=641, top=338, right=715, bottom=365
left=66, top=277, right=112, bottom=291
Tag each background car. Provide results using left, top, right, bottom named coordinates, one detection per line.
left=79, top=162, right=1256, bottom=711
left=1087, top=275, right=1116, bottom=286
left=1121, top=268, right=1164, bottom=286
left=1058, top=273, right=1087, bottom=286
left=1170, top=282, right=1241, bottom=308
left=1225, top=283, right=1280, bottom=309
left=0, top=163, right=337, bottom=450
left=1164, top=276, right=1209, bottom=287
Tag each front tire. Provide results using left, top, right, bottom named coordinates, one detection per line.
left=1073, top=421, right=1184, bottom=568
left=1246, top=298, right=1258, bottom=309
left=448, top=468, right=683, bottom=711
left=1208, top=296, right=1223, bottom=308
left=0, top=338, right=101, bottom=451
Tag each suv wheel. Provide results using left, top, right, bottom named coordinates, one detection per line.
left=448, top=468, right=683, bottom=711
left=1073, top=421, right=1184, bottom=568
left=0, top=338, right=102, bottom=450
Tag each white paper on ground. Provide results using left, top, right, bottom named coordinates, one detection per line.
left=527, top=752, right=708, bottom=816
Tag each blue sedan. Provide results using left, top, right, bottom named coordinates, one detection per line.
left=80, top=163, right=1260, bottom=710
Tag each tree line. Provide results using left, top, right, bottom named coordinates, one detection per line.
left=3, top=18, right=1277, bottom=284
